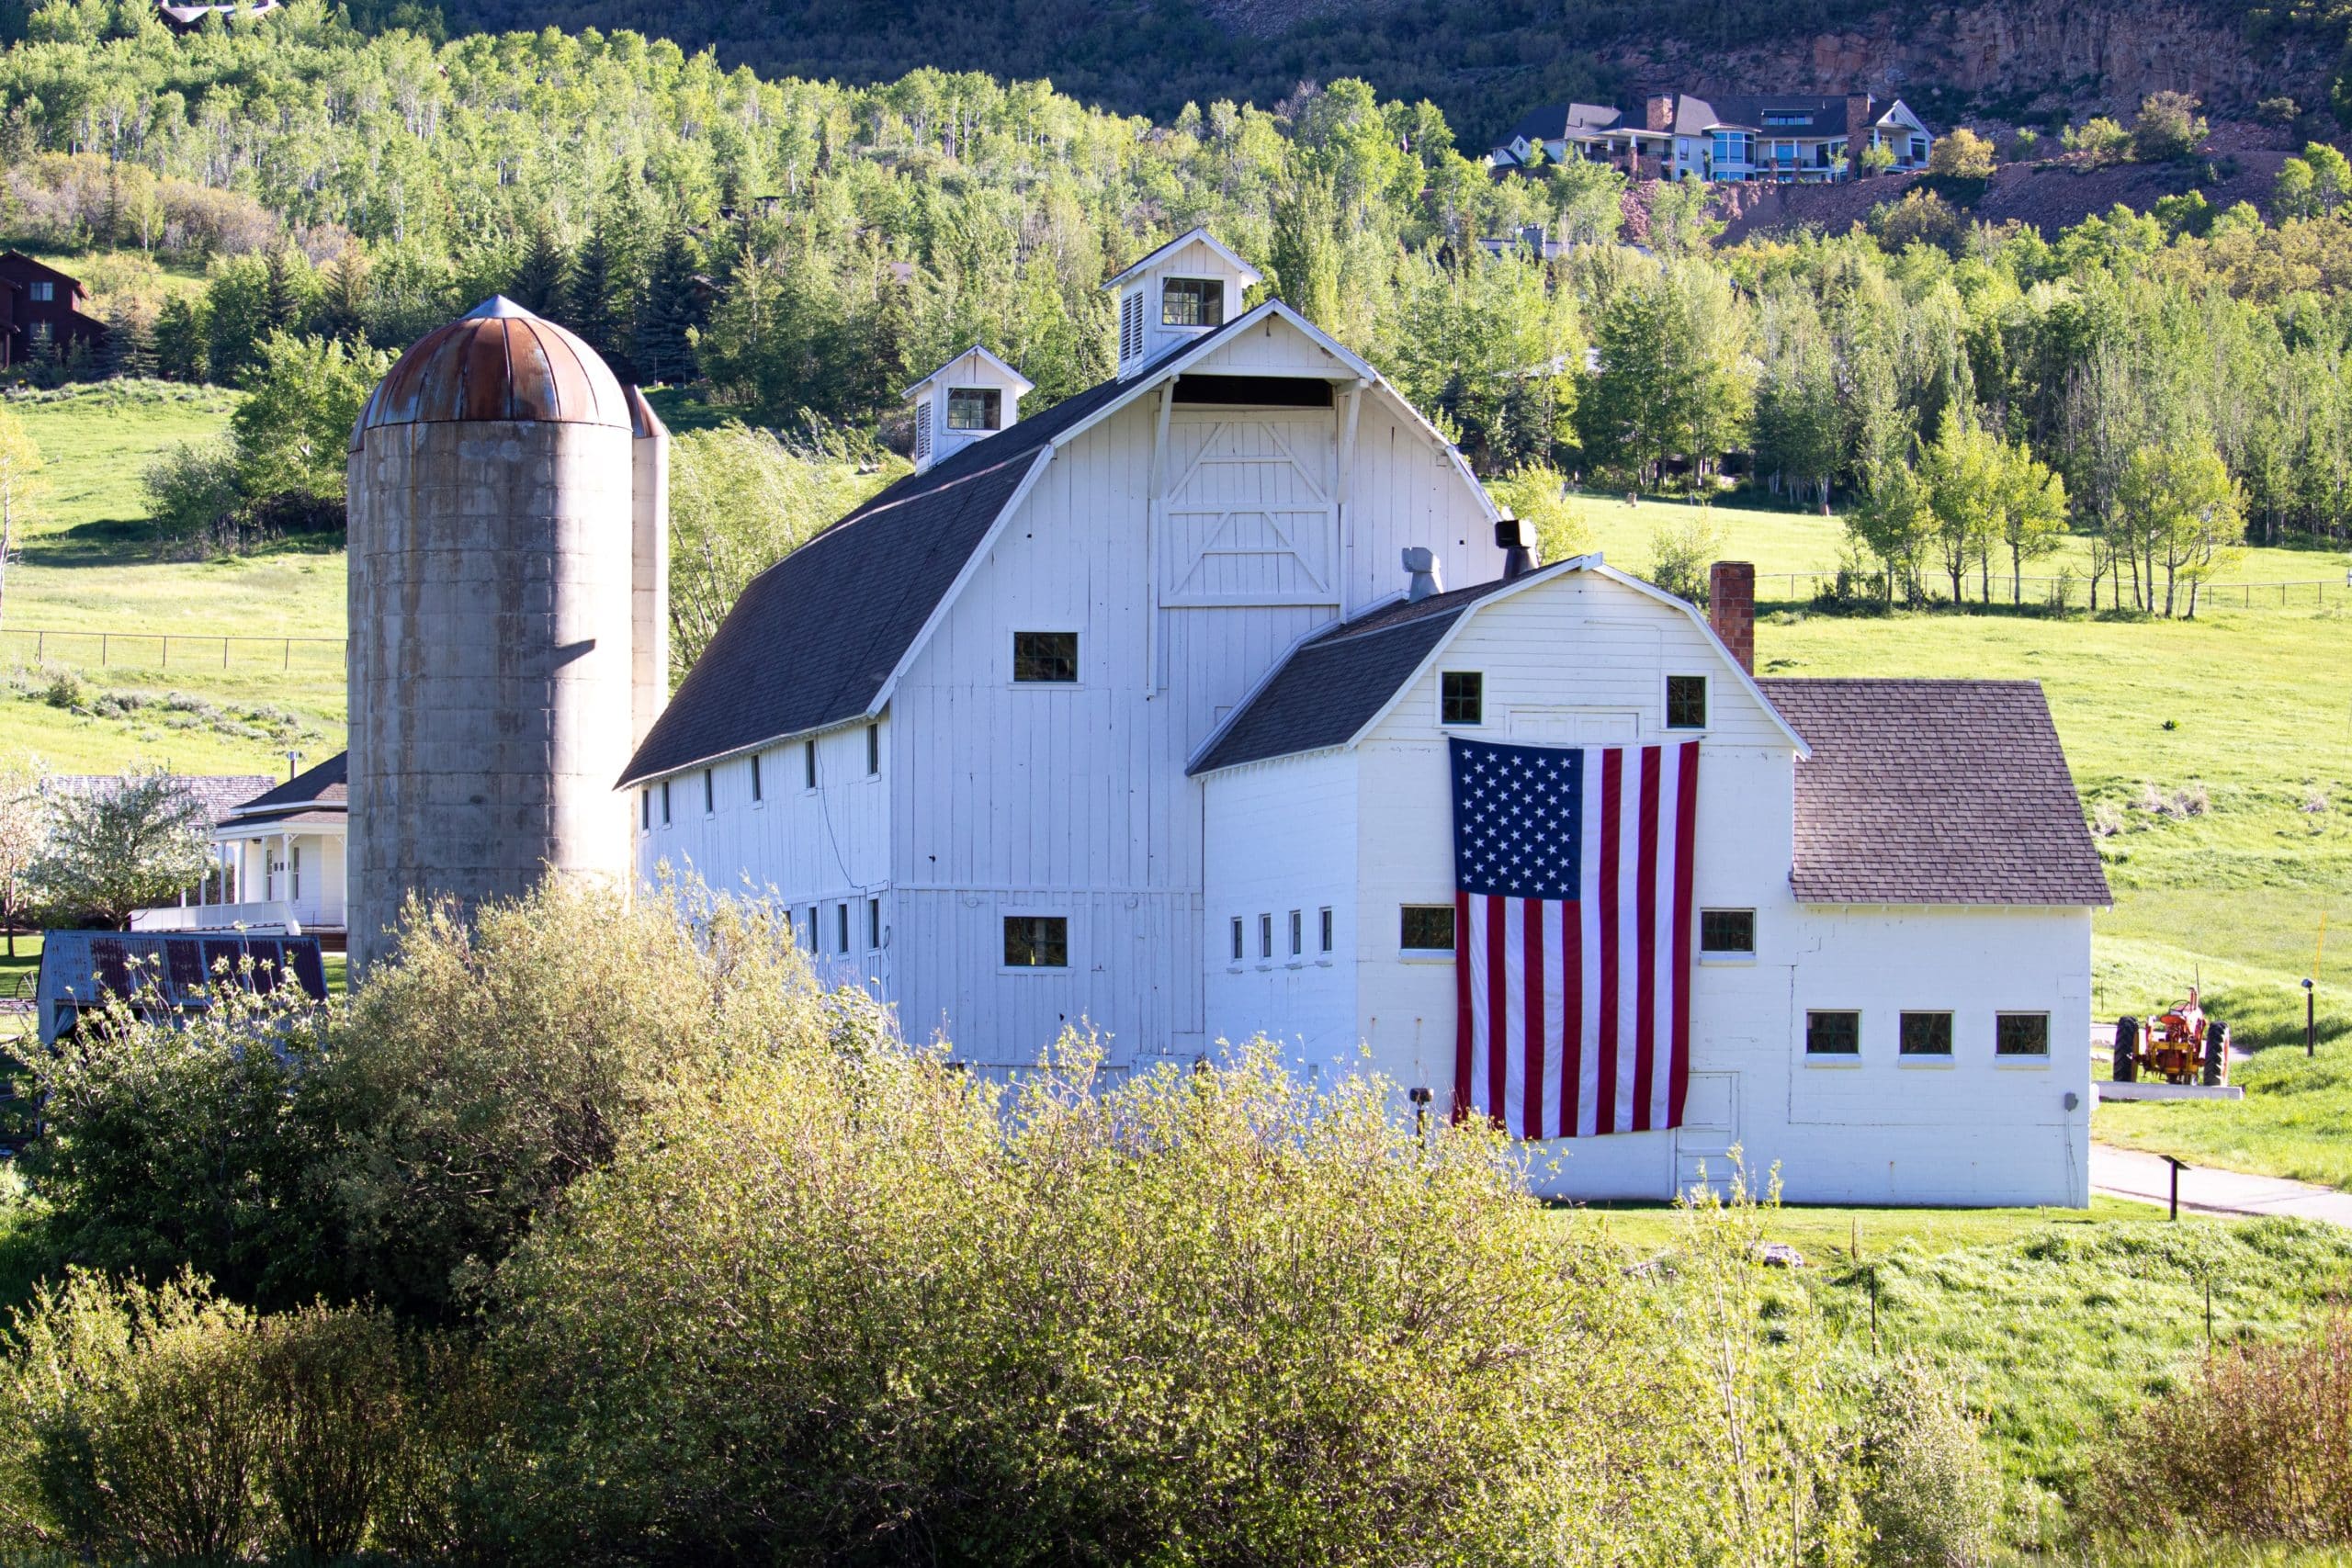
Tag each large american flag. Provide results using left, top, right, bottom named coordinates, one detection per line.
left=1451, top=737, right=1700, bottom=1139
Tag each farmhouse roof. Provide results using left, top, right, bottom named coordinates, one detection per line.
left=227, top=751, right=346, bottom=818
left=1500, top=102, right=1623, bottom=147
left=621, top=311, right=1267, bottom=785
left=1189, top=575, right=1530, bottom=774
left=45, top=772, right=278, bottom=828
left=1760, top=678, right=2109, bottom=907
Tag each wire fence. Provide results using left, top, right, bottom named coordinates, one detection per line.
left=0, top=626, right=345, bottom=674
left=1751, top=572, right=2345, bottom=612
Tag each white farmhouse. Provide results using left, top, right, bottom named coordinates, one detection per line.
left=621, top=227, right=2108, bottom=1207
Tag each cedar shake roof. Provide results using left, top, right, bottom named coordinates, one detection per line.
left=1760, top=678, right=2109, bottom=908
left=1189, top=571, right=1535, bottom=775
left=620, top=313, right=1251, bottom=786
left=46, top=772, right=278, bottom=828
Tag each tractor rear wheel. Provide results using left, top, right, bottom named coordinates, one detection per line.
left=2114, top=1016, right=2140, bottom=1083
left=2203, top=1021, right=2227, bottom=1085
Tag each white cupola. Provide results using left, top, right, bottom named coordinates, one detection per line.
left=1102, top=227, right=1265, bottom=379
left=903, top=345, right=1035, bottom=474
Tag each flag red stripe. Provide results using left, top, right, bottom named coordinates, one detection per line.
left=1522, top=896, right=1545, bottom=1140
left=1485, top=893, right=1509, bottom=1127
left=1453, top=888, right=1473, bottom=1123
left=1632, top=745, right=1662, bottom=1133
left=1595, top=749, right=1623, bottom=1136
left=1560, top=897, right=1582, bottom=1139
left=1670, top=740, right=1700, bottom=1127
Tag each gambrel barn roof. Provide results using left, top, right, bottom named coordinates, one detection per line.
left=1761, top=679, right=2109, bottom=907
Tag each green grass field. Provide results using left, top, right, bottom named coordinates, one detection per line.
left=0, top=381, right=347, bottom=775
left=1569, top=1194, right=2352, bottom=1546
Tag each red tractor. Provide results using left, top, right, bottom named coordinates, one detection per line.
left=2113, top=1003, right=2228, bottom=1087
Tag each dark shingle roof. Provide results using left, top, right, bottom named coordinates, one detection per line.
left=1673, top=95, right=1854, bottom=138
left=620, top=325, right=1249, bottom=786
left=1190, top=574, right=1528, bottom=774
left=1761, top=678, right=2109, bottom=907
left=230, top=751, right=345, bottom=816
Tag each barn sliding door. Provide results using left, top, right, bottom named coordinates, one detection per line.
left=1157, top=411, right=1340, bottom=609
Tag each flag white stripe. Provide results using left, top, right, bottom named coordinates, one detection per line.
left=1577, top=762, right=1604, bottom=1138
left=1465, top=893, right=1492, bottom=1123
left=1541, top=897, right=1566, bottom=1139
left=1612, top=751, right=1643, bottom=1134
left=1651, top=751, right=1682, bottom=1133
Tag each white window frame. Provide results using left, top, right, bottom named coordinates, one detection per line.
left=868, top=897, right=883, bottom=951
left=865, top=722, right=881, bottom=776
left=1697, top=907, right=1755, bottom=963
left=1399, top=903, right=1457, bottom=961
left=1438, top=670, right=1485, bottom=728
left=1229, top=916, right=1245, bottom=967
left=1664, top=672, right=1710, bottom=732
left=1011, top=628, right=1081, bottom=686
left=1995, top=1011, right=2052, bottom=1065
left=1804, top=1008, right=1864, bottom=1065
left=703, top=767, right=716, bottom=815
left=1258, top=912, right=1274, bottom=964
left=1898, top=1009, right=1957, bottom=1066
left=1000, top=908, right=1072, bottom=973
left=1287, top=908, right=1303, bottom=961
left=803, top=739, right=818, bottom=792
left=1318, top=906, right=1334, bottom=956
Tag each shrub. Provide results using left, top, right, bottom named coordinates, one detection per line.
left=2099, top=1316, right=2352, bottom=1541
left=2063, top=117, right=2132, bottom=164
left=1849, top=1359, right=2002, bottom=1566
left=141, top=438, right=242, bottom=542
left=486, top=1039, right=1849, bottom=1566
left=1928, top=129, right=1996, bottom=179
left=2132, top=92, right=2209, bottom=163
left=1645, top=509, right=1724, bottom=605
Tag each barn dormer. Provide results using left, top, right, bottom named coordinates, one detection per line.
left=903, top=344, right=1035, bottom=474
left=1104, top=228, right=1264, bottom=379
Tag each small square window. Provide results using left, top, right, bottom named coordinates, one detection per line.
left=1259, top=913, right=1273, bottom=961
left=1319, top=907, right=1334, bottom=953
left=750, top=753, right=763, bottom=802
left=1440, top=671, right=1484, bottom=727
left=804, top=739, right=817, bottom=789
left=1401, top=904, right=1456, bottom=953
left=660, top=781, right=672, bottom=826
left=836, top=903, right=850, bottom=955
left=1900, top=1011, right=1954, bottom=1056
left=867, top=897, right=883, bottom=950
left=1230, top=916, right=1245, bottom=963
left=1996, top=1013, right=2050, bottom=1057
left=1013, top=631, right=1079, bottom=683
left=946, top=387, right=1001, bottom=431
left=1288, top=909, right=1303, bottom=957
left=1161, top=276, right=1223, bottom=328
left=1004, top=915, right=1069, bottom=968
left=1699, top=908, right=1754, bottom=955
left=866, top=723, right=880, bottom=776
left=703, top=768, right=715, bottom=813
left=1667, top=675, right=1708, bottom=729
left=1806, top=1010, right=1860, bottom=1055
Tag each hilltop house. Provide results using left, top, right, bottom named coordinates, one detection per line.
left=616, top=226, right=2106, bottom=1208
left=1490, top=94, right=1931, bottom=184
left=0, top=254, right=107, bottom=369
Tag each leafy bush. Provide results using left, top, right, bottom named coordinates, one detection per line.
left=1644, top=508, right=1724, bottom=605
left=2100, top=1316, right=2352, bottom=1542
left=1928, top=130, right=1996, bottom=180
left=1849, top=1359, right=2003, bottom=1566
left=141, top=438, right=243, bottom=544
left=0, top=1269, right=442, bottom=1562
left=2132, top=92, right=2209, bottom=164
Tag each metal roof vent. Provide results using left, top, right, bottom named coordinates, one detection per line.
left=1496, top=514, right=1538, bottom=581
left=1403, top=547, right=1442, bottom=602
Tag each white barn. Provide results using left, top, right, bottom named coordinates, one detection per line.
left=620, top=228, right=2109, bottom=1207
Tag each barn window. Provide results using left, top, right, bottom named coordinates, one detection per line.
left=804, top=739, right=817, bottom=789
left=1805, top=1010, right=1860, bottom=1055
left=640, top=788, right=650, bottom=829
left=1161, top=276, right=1222, bottom=328
left=1699, top=909, right=1754, bottom=955
left=836, top=902, right=851, bottom=955
left=1259, top=913, right=1273, bottom=961
left=1120, top=290, right=1144, bottom=360
left=751, top=753, right=763, bottom=802
left=1400, top=905, right=1456, bottom=954
left=1319, top=907, right=1334, bottom=953
left=1667, top=675, right=1708, bottom=729
left=1996, top=1013, right=2050, bottom=1057
left=661, top=781, right=672, bottom=825
left=1900, top=1011, right=1953, bottom=1056
left=1440, top=671, right=1484, bottom=727
left=1288, top=909, right=1303, bottom=957
left=868, top=897, right=882, bottom=950
left=1230, top=917, right=1244, bottom=964
left=28, top=281, right=51, bottom=302
left=1013, top=631, right=1079, bottom=683
left=703, top=768, right=715, bottom=813
left=803, top=906, right=817, bottom=949
left=1003, top=915, right=1068, bottom=968
left=866, top=723, right=881, bottom=775
left=946, top=387, right=1000, bottom=431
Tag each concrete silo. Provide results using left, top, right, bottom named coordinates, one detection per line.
left=345, top=297, right=668, bottom=972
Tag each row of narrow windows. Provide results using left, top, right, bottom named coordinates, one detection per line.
left=1806, top=1010, right=2051, bottom=1060
left=640, top=723, right=881, bottom=829
left=1230, top=908, right=1336, bottom=963
left=797, top=897, right=886, bottom=957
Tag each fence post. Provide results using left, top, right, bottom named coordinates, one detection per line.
left=161, top=637, right=167, bottom=670
left=282, top=639, right=289, bottom=671
left=221, top=638, right=229, bottom=669
left=100, top=633, right=107, bottom=666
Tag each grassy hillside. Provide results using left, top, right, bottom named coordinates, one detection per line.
left=0, top=382, right=346, bottom=777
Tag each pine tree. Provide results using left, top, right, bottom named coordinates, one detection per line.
left=263, top=246, right=306, bottom=333
left=632, top=225, right=706, bottom=387
left=319, top=245, right=371, bottom=344
left=511, top=219, right=570, bottom=316
left=153, top=297, right=208, bottom=383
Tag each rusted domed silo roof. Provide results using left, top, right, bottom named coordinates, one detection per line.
left=359, top=297, right=630, bottom=433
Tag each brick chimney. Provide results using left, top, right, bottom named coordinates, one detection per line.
left=1645, top=93, right=1675, bottom=133
left=1708, top=561, right=1755, bottom=673
left=1845, top=94, right=1875, bottom=162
